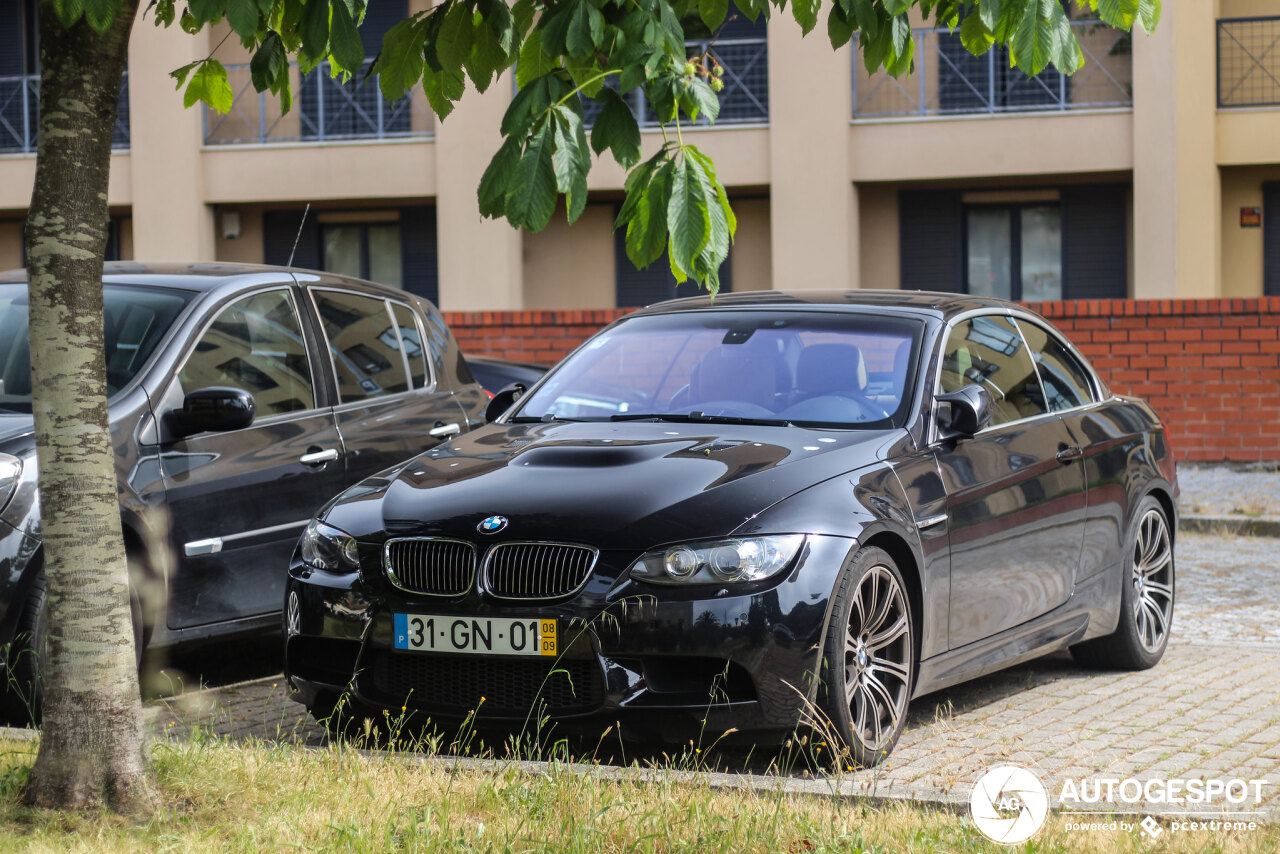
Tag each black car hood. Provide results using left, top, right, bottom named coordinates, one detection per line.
left=337, top=421, right=905, bottom=550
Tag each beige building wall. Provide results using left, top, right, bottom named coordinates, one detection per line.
left=0, top=222, right=23, bottom=271
left=1220, top=166, right=1280, bottom=298
left=522, top=204, right=615, bottom=309
left=729, top=197, right=772, bottom=292
left=857, top=185, right=899, bottom=291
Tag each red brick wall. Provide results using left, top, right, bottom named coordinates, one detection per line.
left=446, top=298, right=1280, bottom=463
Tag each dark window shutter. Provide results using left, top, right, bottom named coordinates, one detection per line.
left=0, top=3, right=24, bottom=76
left=263, top=210, right=321, bottom=270
left=1265, top=183, right=1280, bottom=296
left=360, top=0, right=408, bottom=56
left=400, top=205, right=438, bottom=305
left=613, top=227, right=731, bottom=308
left=1061, top=185, right=1127, bottom=299
left=899, top=190, right=962, bottom=293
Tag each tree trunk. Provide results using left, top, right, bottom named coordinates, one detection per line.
left=23, top=0, right=152, bottom=812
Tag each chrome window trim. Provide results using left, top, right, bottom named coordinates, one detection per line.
left=480, top=541, right=600, bottom=602
left=382, top=536, right=478, bottom=598
left=307, top=286, right=439, bottom=407
left=928, top=306, right=1107, bottom=446
left=173, top=286, right=322, bottom=421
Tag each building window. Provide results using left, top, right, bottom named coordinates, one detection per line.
left=321, top=221, right=402, bottom=287
left=965, top=204, right=1062, bottom=302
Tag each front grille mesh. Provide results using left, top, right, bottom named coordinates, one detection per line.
left=484, top=542, right=598, bottom=600
left=385, top=538, right=476, bottom=596
left=367, top=652, right=604, bottom=716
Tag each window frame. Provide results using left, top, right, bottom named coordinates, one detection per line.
left=173, top=286, right=322, bottom=425
left=305, top=286, right=436, bottom=409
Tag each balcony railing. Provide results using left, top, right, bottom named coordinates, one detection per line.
left=0, top=72, right=131, bottom=154
left=581, top=35, right=769, bottom=128
left=204, top=59, right=435, bottom=145
left=1218, top=17, right=1280, bottom=108
left=853, top=19, right=1131, bottom=118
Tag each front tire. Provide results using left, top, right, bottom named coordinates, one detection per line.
left=819, top=546, right=916, bottom=768
left=1070, top=496, right=1174, bottom=670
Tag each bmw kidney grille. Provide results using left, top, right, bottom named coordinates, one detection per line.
left=383, top=538, right=477, bottom=597
left=483, top=542, right=599, bottom=600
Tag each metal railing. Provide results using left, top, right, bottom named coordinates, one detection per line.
left=581, top=35, right=769, bottom=128
left=0, top=72, right=131, bottom=153
left=204, top=59, right=434, bottom=145
left=1218, top=17, right=1280, bottom=108
left=853, top=19, right=1131, bottom=118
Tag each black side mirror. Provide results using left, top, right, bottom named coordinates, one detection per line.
left=485, top=383, right=526, bottom=423
left=167, top=387, right=255, bottom=438
left=935, top=385, right=993, bottom=438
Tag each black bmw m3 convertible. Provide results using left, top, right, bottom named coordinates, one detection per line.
left=284, top=290, right=1177, bottom=765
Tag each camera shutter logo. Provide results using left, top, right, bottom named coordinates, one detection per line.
left=970, top=765, right=1049, bottom=844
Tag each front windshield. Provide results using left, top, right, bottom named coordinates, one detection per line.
left=516, top=310, right=924, bottom=429
left=0, top=282, right=193, bottom=414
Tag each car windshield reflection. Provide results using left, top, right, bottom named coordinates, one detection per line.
left=514, top=311, right=924, bottom=429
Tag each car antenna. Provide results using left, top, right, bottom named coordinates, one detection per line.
left=287, top=203, right=311, bottom=269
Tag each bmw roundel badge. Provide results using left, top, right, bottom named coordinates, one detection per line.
left=478, top=515, right=508, bottom=535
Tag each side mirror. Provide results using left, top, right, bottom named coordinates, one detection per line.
left=167, top=387, right=255, bottom=438
left=935, top=385, right=992, bottom=438
left=485, top=383, right=526, bottom=423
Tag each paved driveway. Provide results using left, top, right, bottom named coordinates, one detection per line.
left=143, top=532, right=1280, bottom=818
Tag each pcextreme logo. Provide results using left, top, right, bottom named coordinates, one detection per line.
left=970, top=765, right=1050, bottom=845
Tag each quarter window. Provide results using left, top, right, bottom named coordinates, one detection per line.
left=313, top=290, right=410, bottom=402
left=179, top=290, right=315, bottom=416
left=940, top=315, right=1048, bottom=426
left=391, top=302, right=430, bottom=389
left=1015, top=319, right=1097, bottom=411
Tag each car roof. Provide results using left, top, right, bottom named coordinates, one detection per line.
left=628, top=289, right=1024, bottom=322
left=0, top=261, right=412, bottom=301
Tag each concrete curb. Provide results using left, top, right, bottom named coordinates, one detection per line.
left=1182, top=515, right=1280, bottom=537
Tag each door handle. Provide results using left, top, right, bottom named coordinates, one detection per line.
left=429, top=422, right=461, bottom=438
left=1056, top=445, right=1083, bottom=464
left=300, top=448, right=340, bottom=465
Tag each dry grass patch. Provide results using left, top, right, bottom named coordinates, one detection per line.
left=0, top=735, right=1277, bottom=852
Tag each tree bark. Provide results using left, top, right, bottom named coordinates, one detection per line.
left=23, top=0, right=152, bottom=812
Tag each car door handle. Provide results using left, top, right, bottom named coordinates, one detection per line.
left=1056, top=444, right=1083, bottom=464
left=429, top=422, right=461, bottom=438
left=299, top=448, right=340, bottom=465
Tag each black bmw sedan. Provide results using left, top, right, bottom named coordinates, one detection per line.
left=0, top=262, right=487, bottom=719
left=284, top=291, right=1177, bottom=766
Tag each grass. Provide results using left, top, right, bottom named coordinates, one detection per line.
left=0, top=733, right=1277, bottom=853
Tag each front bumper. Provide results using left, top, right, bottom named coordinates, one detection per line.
left=283, top=535, right=853, bottom=740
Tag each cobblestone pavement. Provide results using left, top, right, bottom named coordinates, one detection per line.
left=138, top=532, right=1280, bottom=819
left=1179, top=464, right=1280, bottom=519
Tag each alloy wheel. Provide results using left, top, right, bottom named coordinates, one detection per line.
left=1131, top=508, right=1174, bottom=653
left=843, top=564, right=912, bottom=751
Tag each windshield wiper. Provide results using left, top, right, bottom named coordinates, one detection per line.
left=610, top=412, right=793, bottom=427
left=507, top=414, right=589, bottom=424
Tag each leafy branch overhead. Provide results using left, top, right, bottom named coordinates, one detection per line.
left=135, top=0, right=1159, bottom=294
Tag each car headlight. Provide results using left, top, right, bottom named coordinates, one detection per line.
left=300, top=519, right=360, bottom=574
left=629, top=535, right=805, bottom=585
left=0, top=453, right=21, bottom=514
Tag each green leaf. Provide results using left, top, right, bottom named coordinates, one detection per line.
left=517, top=31, right=558, bottom=89
left=978, top=0, right=1002, bottom=29
left=329, top=0, right=366, bottom=73
left=301, top=0, right=331, bottom=61
left=187, top=0, right=223, bottom=26
left=479, top=0, right=515, bottom=55
left=512, top=0, right=536, bottom=38
left=551, top=106, right=590, bottom=223
left=478, top=136, right=523, bottom=218
left=1137, top=0, right=1161, bottom=33
left=226, top=0, right=262, bottom=40
left=685, top=77, right=720, bottom=123
left=852, top=0, right=879, bottom=41
left=685, top=145, right=736, bottom=240
left=377, top=18, right=426, bottom=101
left=466, top=11, right=511, bottom=93
left=616, top=149, right=665, bottom=231
left=506, top=119, right=559, bottom=232
left=153, top=0, right=176, bottom=27
left=860, top=22, right=890, bottom=75
left=959, top=12, right=995, bottom=56
left=1098, top=0, right=1139, bottom=30
left=684, top=148, right=730, bottom=284
left=170, top=61, right=199, bottom=89
left=628, top=159, right=675, bottom=269
left=792, top=0, right=821, bottom=35
left=666, top=156, right=711, bottom=283
left=437, top=1, right=476, bottom=70
left=591, top=89, right=643, bottom=168
left=422, top=65, right=466, bottom=120
left=827, top=4, right=855, bottom=50
left=699, top=0, right=728, bottom=31
left=882, top=0, right=911, bottom=14
left=1011, top=0, right=1058, bottom=76
left=540, top=1, right=576, bottom=56
left=83, top=0, right=117, bottom=32
left=183, top=60, right=234, bottom=113
left=250, top=31, right=288, bottom=92
left=566, top=0, right=606, bottom=58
